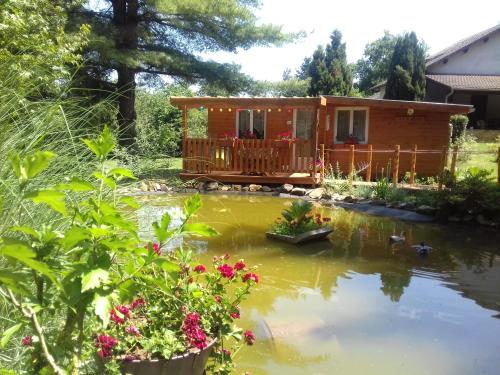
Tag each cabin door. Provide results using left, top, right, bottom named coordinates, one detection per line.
left=293, top=109, right=314, bottom=171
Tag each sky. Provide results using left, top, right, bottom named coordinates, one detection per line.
left=204, top=0, right=500, bottom=81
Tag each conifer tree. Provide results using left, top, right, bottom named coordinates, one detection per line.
left=384, top=32, right=426, bottom=101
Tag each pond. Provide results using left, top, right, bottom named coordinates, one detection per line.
left=137, top=194, right=500, bottom=375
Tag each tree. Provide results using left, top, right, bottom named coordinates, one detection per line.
left=299, top=30, right=352, bottom=96
left=67, top=0, right=298, bottom=146
left=384, top=32, right=426, bottom=101
left=247, top=78, right=310, bottom=97
left=354, top=31, right=397, bottom=94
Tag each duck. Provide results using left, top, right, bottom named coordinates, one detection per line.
left=412, top=242, right=433, bottom=255
left=389, top=231, right=406, bottom=244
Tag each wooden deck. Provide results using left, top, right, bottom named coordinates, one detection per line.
left=180, top=171, right=319, bottom=186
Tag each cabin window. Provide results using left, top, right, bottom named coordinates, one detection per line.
left=334, top=107, right=369, bottom=144
left=236, top=110, right=265, bottom=139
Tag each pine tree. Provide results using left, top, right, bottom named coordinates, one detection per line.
left=299, top=29, right=352, bottom=96
left=67, top=0, right=297, bottom=146
left=384, top=32, right=426, bottom=101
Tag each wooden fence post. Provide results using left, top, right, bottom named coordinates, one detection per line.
left=348, top=145, right=355, bottom=188
left=450, top=145, right=459, bottom=179
left=320, top=144, right=325, bottom=185
left=438, top=146, right=448, bottom=191
left=366, top=144, right=373, bottom=182
left=392, top=145, right=400, bottom=188
left=409, top=144, right=417, bottom=185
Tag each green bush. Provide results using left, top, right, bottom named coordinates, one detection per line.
left=450, top=114, right=469, bottom=143
left=437, top=167, right=500, bottom=220
left=373, top=177, right=390, bottom=200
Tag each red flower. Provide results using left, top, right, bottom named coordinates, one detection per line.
left=117, top=305, right=130, bottom=317
left=242, top=272, right=259, bottom=284
left=243, top=330, right=256, bottom=345
left=234, top=260, right=246, bottom=271
left=230, top=306, right=240, bottom=319
left=182, top=312, right=207, bottom=350
left=214, top=295, right=222, bottom=303
left=95, top=334, right=118, bottom=358
left=194, top=264, right=206, bottom=273
left=223, top=253, right=231, bottom=260
left=322, top=217, right=331, bottom=222
left=130, top=297, right=145, bottom=310
left=222, top=349, right=231, bottom=357
left=152, top=243, right=161, bottom=256
left=110, top=305, right=130, bottom=325
left=21, top=335, right=32, bottom=347
left=217, top=264, right=235, bottom=279
left=126, top=325, right=141, bottom=337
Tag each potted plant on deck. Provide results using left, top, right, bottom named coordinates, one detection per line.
left=266, top=200, right=333, bottom=244
left=95, top=199, right=259, bottom=375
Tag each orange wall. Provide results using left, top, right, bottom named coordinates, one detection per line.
left=204, top=105, right=450, bottom=177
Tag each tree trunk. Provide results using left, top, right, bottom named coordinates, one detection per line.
left=112, top=0, right=139, bottom=147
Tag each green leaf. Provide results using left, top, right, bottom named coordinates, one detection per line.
left=24, top=189, right=66, bottom=216
left=93, top=293, right=111, bottom=327
left=0, top=323, right=22, bottom=348
left=0, top=241, right=59, bottom=286
left=9, top=154, right=22, bottom=179
left=93, top=172, right=116, bottom=190
left=55, top=177, right=94, bottom=192
left=82, top=125, right=115, bottom=160
left=62, top=226, right=90, bottom=250
left=0, top=270, right=30, bottom=295
left=154, top=258, right=180, bottom=274
left=24, top=151, right=56, bottom=179
left=184, top=193, right=202, bottom=216
left=109, top=167, right=136, bottom=180
left=119, top=196, right=140, bottom=209
left=182, top=223, right=219, bottom=237
left=81, top=269, right=109, bottom=292
left=10, top=225, right=38, bottom=238
left=153, top=212, right=172, bottom=243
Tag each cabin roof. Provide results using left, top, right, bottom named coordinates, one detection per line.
left=170, top=95, right=473, bottom=114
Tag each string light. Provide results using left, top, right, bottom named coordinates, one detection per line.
left=278, top=108, right=282, bottom=112
left=219, top=108, right=223, bottom=112
left=228, top=108, right=232, bottom=112
left=268, top=108, right=272, bottom=112
left=210, top=108, right=214, bottom=112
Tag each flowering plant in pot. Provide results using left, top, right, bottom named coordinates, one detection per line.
left=95, top=219, right=260, bottom=375
left=267, top=200, right=332, bottom=244
left=275, top=131, right=296, bottom=146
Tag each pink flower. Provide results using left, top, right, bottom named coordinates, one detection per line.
left=230, top=306, right=240, bottom=319
left=242, top=272, right=259, bottom=284
left=214, top=295, right=222, bottom=303
left=194, top=264, right=206, bottom=273
left=21, top=335, right=32, bottom=347
left=217, top=264, right=235, bottom=279
left=222, top=349, right=231, bottom=357
left=243, top=330, right=256, bottom=345
left=130, top=297, right=145, bottom=310
left=234, top=260, right=246, bottom=271
left=152, top=243, right=161, bottom=256
left=182, top=312, right=207, bottom=350
left=223, top=253, right=230, bottom=260
left=126, top=325, right=141, bottom=337
left=110, top=305, right=130, bottom=325
left=117, top=305, right=130, bottom=317
left=95, top=334, right=118, bottom=358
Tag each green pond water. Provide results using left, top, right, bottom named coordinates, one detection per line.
left=137, top=194, right=500, bottom=375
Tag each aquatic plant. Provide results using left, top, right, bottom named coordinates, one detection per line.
left=270, top=200, right=332, bottom=236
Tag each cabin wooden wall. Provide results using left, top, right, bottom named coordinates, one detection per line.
left=321, top=106, right=450, bottom=177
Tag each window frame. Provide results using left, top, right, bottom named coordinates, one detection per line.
left=334, top=107, right=369, bottom=144
left=235, top=109, right=267, bottom=138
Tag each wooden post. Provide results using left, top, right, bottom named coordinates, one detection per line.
left=438, top=146, right=447, bottom=191
left=392, top=145, right=400, bottom=188
left=348, top=145, right=355, bottom=187
left=320, top=144, right=325, bottom=184
left=409, top=144, right=417, bottom=185
left=450, top=145, right=459, bottom=179
left=181, top=105, right=187, bottom=171
left=366, top=144, right=373, bottom=182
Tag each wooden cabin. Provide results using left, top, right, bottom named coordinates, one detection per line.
left=170, top=96, right=473, bottom=186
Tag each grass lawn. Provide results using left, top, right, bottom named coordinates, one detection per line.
left=457, top=141, right=499, bottom=180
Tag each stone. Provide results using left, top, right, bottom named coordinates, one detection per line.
left=280, top=184, right=294, bottom=193
left=396, top=202, right=408, bottom=210
left=290, top=187, right=307, bottom=196
left=248, top=184, right=262, bottom=192
left=448, top=215, right=461, bottom=222
left=242, top=186, right=249, bottom=192
left=205, top=181, right=219, bottom=191
left=321, top=191, right=332, bottom=200
left=160, top=183, right=169, bottom=192
left=220, top=186, right=231, bottom=191
left=308, top=188, right=325, bottom=200
left=320, top=199, right=335, bottom=207
left=232, top=185, right=242, bottom=191
left=261, top=186, right=272, bottom=192
left=343, top=195, right=355, bottom=203
left=462, top=214, right=473, bottom=223
left=372, top=199, right=387, bottom=206
left=140, top=181, right=149, bottom=192
left=416, top=205, right=437, bottom=216
left=476, top=214, right=497, bottom=227
left=196, top=182, right=206, bottom=191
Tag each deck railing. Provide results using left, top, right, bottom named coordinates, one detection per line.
left=183, top=138, right=314, bottom=175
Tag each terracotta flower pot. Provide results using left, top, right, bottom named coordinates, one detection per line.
left=120, top=339, right=216, bottom=375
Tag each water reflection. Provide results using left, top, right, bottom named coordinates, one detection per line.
left=137, top=194, right=500, bottom=375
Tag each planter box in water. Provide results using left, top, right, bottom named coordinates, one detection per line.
left=266, top=227, right=333, bottom=244
left=120, top=339, right=216, bottom=375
